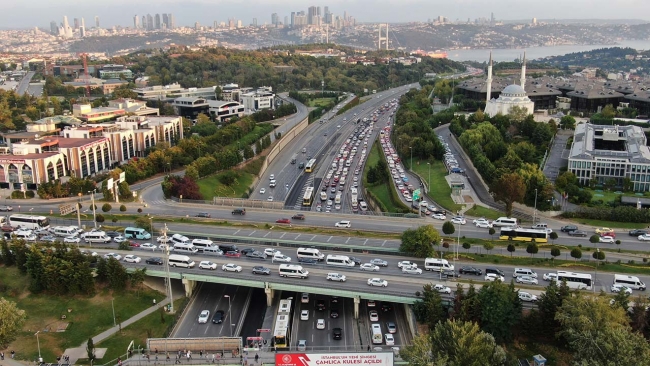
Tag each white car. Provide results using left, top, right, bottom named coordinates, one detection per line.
left=273, top=253, right=292, bottom=263
left=123, top=255, right=141, bottom=263
left=599, top=236, right=615, bottom=243
left=433, top=284, right=451, bottom=294
left=360, top=263, right=380, bottom=272
left=370, top=259, right=388, bottom=267
left=335, top=221, right=351, bottom=228
left=611, top=284, right=633, bottom=294
left=432, top=213, right=446, bottom=220
left=260, top=188, right=266, bottom=194
left=222, top=263, right=242, bottom=272
left=369, top=310, right=379, bottom=321
left=475, top=221, right=493, bottom=229
left=104, top=253, right=122, bottom=261
left=638, top=234, right=650, bottom=241
left=384, top=333, right=395, bottom=346
left=543, top=273, right=558, bottom=282
left=367, top=278, right=388, bottom=287
left=327, top=273, right=347, bottom=282
left=472, top=218, right=490, bottom=225
left=397, top=261, right=417, bottom=269
left=300, top=310, right=309, bottom=321
left=140, top=243, right=157, bottom=250
left=63, top=235, right=80, bottom=243
left=199, top=261, right=217, bottom=270
left=316, top=319, right=325, bottom=329
left=269, top=174, right=275, bottom=180
left=485, top=273, right=505, bottom=282
left=198, top=310, right=210, bottom=324
left=158, top=244, right=170, bottom=251
left=267, top=196, right=274, bottom=202
left=516, top=275, right=539, bottom=285
left=264, top=248, right=279, bottom=256
left=402, top=265, right=422, bottom=275
left=113, top=235, right=127, bottom=243
left=157, top=236, right=171, bottom=243
left=518, top=292, right=538, bottom=302
left=451, top=217, right=467, bottom=225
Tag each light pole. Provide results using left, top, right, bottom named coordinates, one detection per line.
left=533, top=188, right=538, bottom=224
left=456, top=222, right=461, bottom=260
left=112, top=298, right=116, bottom=326
left=224, top=295, right=233, bottom=337
left=35, top=331, right=42, bottom=362
left=162, top=223, right=174, bottom=312
left=409, top=146, right=413, bottom=171
left=594, top=248, right=600, bottom=293
left=427, top=162, right=431, bottom=192
left=88, top=189, right=97, bottom=228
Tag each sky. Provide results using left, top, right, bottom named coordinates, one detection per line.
left=2, top=0, right=649, bottom=29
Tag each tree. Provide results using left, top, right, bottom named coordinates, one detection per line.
left=458, top=284, right=481, bottom=324
left=526, top=243, right=539, bottom=258
left=243, top=145, right=254, bottom=159
left=429, top=320, right=507, bottom=366
left=477, top=281, right=522, bottom=342
left=401, top=333, right=444, bottom=366
left=87, top=338, right=96, bottom=363
left=442, top=221, right=455, bottom=236
left=413, top=284, right=447, bottom=330
left=592, top=250, right=605, bottom=261
left=490, top=173, right=526, bottom=217
left=560, top=115, right=576, bottom=130
left=96, top=214, right=105, bottom=223
left=549, top=231, right=558, bottom=244
left=601, top=104, right=616, bottom=120
left=101, top=203, right=112, bottom=212
left=120, top=204, right=127, bottom=212
left=106, top=258, right=129, bottom=291
left=550, top=247, right=561, bottom=262
left=0, top=297, right=27, bottom=348
left=590, top=235, right=600, bottom=244
left=483, top=241, right=494, bottom=254
left=130, top=268, right=147, bottom=295
left=611, top=289, right=630, bottom=311
left=570, top=248, right=582, bottom=262
left=507, top=244, right=515, bottom=257
left=399, top=225, right=440, bottom=258
left=462, top=242, right=471, bottom=252
left=488, top=227, right=495, bottom=240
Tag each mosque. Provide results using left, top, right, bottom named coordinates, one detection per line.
left=484, top=53, right=535, bottom=117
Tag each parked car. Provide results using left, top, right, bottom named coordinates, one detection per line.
left=459, top=266, right=482, bottom=276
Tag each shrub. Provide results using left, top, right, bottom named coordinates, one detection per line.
left=25, top=190, right=35, bottom=198
left=137, top=208, right=143, bottom=213
left=120, top=204, right=127, bottom=212
left=96, top=214, right=105, bottom=223
left=102, top=203, right=112, bottom=212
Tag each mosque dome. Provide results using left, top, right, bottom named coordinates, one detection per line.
left=501, top=84, right=526, bottom=96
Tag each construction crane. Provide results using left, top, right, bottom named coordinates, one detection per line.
left=79, top=53, right=91, bottom=99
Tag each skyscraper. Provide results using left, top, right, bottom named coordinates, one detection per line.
left=253, top=18, right=258, bottom=27
left=62, top=16, right=72, bottom=38
left=73, top=18, right=79, bottom=30
left=271, top=13, right=278, bottom=26
left=168, top=14, right=174, bottom=29
left=290, top=12, right=295, bottom=27
left=162, top=14, right=169, bottom=28
left=155, top=14, right=161, bottom=29
left=146, top=14, right=153, bottom=31
left=50, top=21, right=58, bottom=35
left=142, top=16, right=147, bottom=30
left=95, top=16, right=99, bottom=28
left=308, top=6, right=317, bottom=25
left=134, top=15, right=139, bottom=29
left=284, top=16, right=288, bottom=26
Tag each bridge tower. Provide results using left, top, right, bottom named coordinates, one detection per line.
left=377, top=23, right=389, bottom=50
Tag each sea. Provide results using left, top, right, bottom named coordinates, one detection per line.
left=447, top=39, right=650, bottom=62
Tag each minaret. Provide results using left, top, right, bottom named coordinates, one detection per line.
left=486, top=52, right=493, bottom=103
left=520, top=51, right=527, bottom=88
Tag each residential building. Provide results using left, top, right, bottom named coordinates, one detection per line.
left=107, top=98, right=159, bottom=116
left=172, top=97, right=210, bottom=120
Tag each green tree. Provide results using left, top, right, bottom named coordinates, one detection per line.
left=458, top=283, right=481, bottom=324
left=0, top=297, right=27, bottom=348
left=611, top=289, right=630, bottom=311
left=243, top=145, right=254, bottom=159
left=413, top=284, right=447, bottom=330
left=550, top=247, right=561, bottom=262
left=430, top=320, right=507, bottom=366
left=549, top=231, right=558, bottom=244
left=483, top=241, right=494, bottom=254
left=488, top=227, right=495, bottom=239
left=590, top=235, right=600, bottom=244
left=106, top=258, right=128, bottom=291
left=401, top=333, right=444, bottom=366
left=462, top=242, right=471, bottom=252
left=593, top=250, right=606, bottom=261
left=506, top=244, right=515, bottom=257
left=477, top=281, right=522, bottom=342
left=536, top=280, right=572, bottom=339
left=399, top=225, right=440, bottom=258
left=184, top=165, right=199, bottom=181
left=130, top=268, right=147, bottom=295
left=87, top=338, right=96, bottom=363
left=101, top=203, right=112, bottom=212
left=490, top=173, right=525, bottom=217
left=96, top=214, right=105, bottom=223
left=570, top=248, right=582, bottom=262
left=560, top=115, right=576, bottom=129
left=601, top=104, right=616, bottom=120
left=442, top=221, right=455, bottom=236
left=119, top=204, right=127, bottom=212
left=526, top=243, right=539, bottom=258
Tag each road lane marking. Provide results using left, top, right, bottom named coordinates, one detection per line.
left=311, top=235, right=317, bottom=240
left=364, top=239, right=368, bottom=245
left=233, top=229, right=240, bottom=235
left=248, top=231, right=256, bottom=236
left=345, top=237, right=350, bottom=243
left=328, top=236, right=333, bottom=242
left=295, top=234, right=301, bottom=240
left=264, top=232, right=270, bottom=237
left=382, top=240, right=387, bottom=246
left=280, top=233, right=286, bottom=238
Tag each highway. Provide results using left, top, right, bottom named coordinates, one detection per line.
left=16, top=71, right=35, bottom=95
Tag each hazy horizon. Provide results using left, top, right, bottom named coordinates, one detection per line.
left=2, top=0, right=649, bottom=29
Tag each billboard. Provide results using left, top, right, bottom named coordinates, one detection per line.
left=276, top=353, right=394, bottom=366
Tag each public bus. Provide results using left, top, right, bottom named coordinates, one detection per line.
left=371, top=324, right=383, bottom=344
left=305, top=159, right=317, bottom=173
left=272, top=299, right=293, bottom=349
left=9, top=214, right=50, bottom=230
left=303, top=187, right=314, bottom=206
left=556, top=271, right=592, bottom=290
left=499, top=227, right=548, bottom=243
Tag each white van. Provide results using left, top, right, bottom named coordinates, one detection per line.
left=203, top=246, right=224, bottom=255
left=168, top=254, right=195, bottom=268
left=170, top=233, right=191, bottom=245
left=53, top=226, right=78, bottom=237
left=173, top=242, right=198, bottom=254
left=296, top=247, right=325, bottom=261
left=320, top=192, right=328, bottom=201
left=326, top=255, right=355, bottom=267
left=613, top=274, right=646, bottom=290
left=191, top=238, right=215, bottom=252
left=278, top=264, right=309, bottom=278
left=14, top=229, right=37, bottom=241
left=84, top=231, right=112, bottom=244
left=492, top=217, right=518, bottom=227
left=424, top=258, right=455, bottom=272
left=513, top=268, right=538, bottom=278
left=531, top=223, right=549, bottom=230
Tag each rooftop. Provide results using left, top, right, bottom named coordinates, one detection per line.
left=569, top=123, right=650, bottom=162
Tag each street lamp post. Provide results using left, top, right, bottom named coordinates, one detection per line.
left=162, top=223, right=174, bottom=313
left=35, top=331, right=42, bottom=362
left=533, top=188, right=538, bottom=225
left=224, top=295, right=233, bottom=337
left=112, top=298, right=116, bottom=326
left=88, top=189, right=97, bottom=228
left=409, top=147, right=413, bottom=171
left=427, top=162, right=431, bottom=192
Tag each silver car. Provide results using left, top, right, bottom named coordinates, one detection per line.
left=370, top=259, right=388, bottom=267
left=516, top=275, right=539, bottom=285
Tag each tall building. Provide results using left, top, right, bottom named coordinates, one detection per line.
left=284, top=16, right=288, bottom=26
left=162, top=14, right=169, bottom=28
left=290, top=12, right=295, bottom=27
left=146, top=14, right=153, bottom=31
left=142, top=16, right=147, bottom=30
left=237, top=20, right=242, bottom=28
left=155, top=14, right=161, bottom=29
left=95, top=16, right=99, bottom=28
left=62, top=16, right=73, bottom=38
left=133, top=15, right=139, bottom=29
left=485, top=53, right=534, bottom=117
left=73, top=18, right=79, bottom=30
left=80, top=18, right=86, bottom=37
left=168, top=13, right=174, bottom=29
left=271, top=13, right=278, bottom=26
left=308, top=6, right=317, bottom=25
left=50, top=21, right=58, bottom=35
left=252, top=18, right=258, bottom=27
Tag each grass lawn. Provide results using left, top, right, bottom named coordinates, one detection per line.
left=197, top=171, right=255, bottom=200
left=410, top=160, right=462, bottom=212
left=0, top=266, right=164, bottom=362
left=307, top=98, right=336, bottom=108
left=464, top=205, right=503, bottom=220
left=364, top=141, right=405, bottom=213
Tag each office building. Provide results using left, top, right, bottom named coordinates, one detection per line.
left=50, top=21, right=58, bottom=35
left=95, top=16, right=99, bottom=28
left=208, top=101, right=245, bottom=123
left=172, top=97, right=210, bottom=120
left=168, top=13, right=174, bottom=29
left=134, top=15, right=139, bottom=29
left=241, top=89, right=275, bottom=112
left=73, top=18, right=79, bottom=30
left=163, top=14, right=169, bottom=29
left=272, top=13, right=278, bottom=26
left=142, top=16, right=147, bottom=30
left=155, top=14, right=161, bottom=29
left=252, top=18, right=258, bottom=27
left=146, top=14, right=153, bottom=31
left=290, top=12, right=295, bottom=27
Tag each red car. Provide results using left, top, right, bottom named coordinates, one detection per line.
left=128, top=241, right=141, bottom=247
left=276, top=218, right=291, bottom=224
left=600, top=231, right=616, bottom=238
left=225, top=251, right=241, bottom=258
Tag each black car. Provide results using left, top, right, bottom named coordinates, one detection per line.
left=330, top=309, right=339, bottom=318
left=146, top=257, right=164, bottom=265
left=196, top=213, right=211, bottom=218
left=252, top=266, right=271, bottom=275
left=568, top=230, right=587, bottom=237
left=629, top=229, right=648, bottom=236
left=212, top=310, right=224, bottom=324
left=246, top=251, right=267, bottom=259
left=331, top=296, right=339, bottom=303
left=349, top=256, right=362, bottom=265
left=240, top=248, right=256, bottom=256
left=381, top=303, right=392, bottom=312
left=561, top=225, right=578, bottom=232
left=105, top=231, right=121, bottom=238
left=298, top=257, right=317, bottom=265
left=292, top=214, right=306, bottom=220
left=316, top=299, right=326, bottom=311
left=459, top=266, right=482, bottom=276
left=332, top=327, right=342, bottom=340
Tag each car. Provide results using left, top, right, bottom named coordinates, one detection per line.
left=360, top=263, right=380, bottom=272
left=630, top=229, right=648, bottom=236
left=297, top=340, right=307, bottom=351
left=63, top=235, right=80, bottom=243
left=349, top=256, right=362, bottom=265
left=472, top=218, right=490, bottom=225
left=330, top=309, right=339, bottom=318
left=0, top=205, right=13, bottom=211
left=157, top=236, right=171, bottom=243
left=432, top=213, right=446, bottom=220
left=384, top=333, right=395, bottom=346
left=128, top=241, right=140, bottom=247
left=369, top=310, right=379, bottom=321
left=225, top=251, right=241, bottom=258
left=367, top=278, right=388, bottom=287
left=516, top=275, right=539, bottom=285
left=595, top=227, right=614, bottom=234
left=113, top=235, right=127, bottom=243
left=144, top=257, right=163, bottom=266
left=259, top=188, right=266, bottom=194
left=518, top=292, right=538, bottom=302
left=397, top=261, right=417, bottom=269
left=40, top=235, right=57, bottom=243
left=611, top=284, right=633, bottom=295
left=273, top=253, right=292, bottom=262
left=560, top=225, right=578, bottom=232
left=276, top=218, right=291, bottom=224
left=252, top=266, right=270, bottom=275
left=292, top=214, right=306, bottom=220
left=459, top=266, right=482, bottom=276
left=140, top=243, right=157, bottom=250
left=269, top=174, right=275, bottom=180
left=599, top=236, right=615, bottom=243
left=543, top=273, right=558, bottom=281
left=264, top=248, right=279, bottom=256
left=335, top=220, right=351, bottom=228
left=300, top=310, right=309, bottom=321
left=327, top=273, right=347, bottom=282
left=475, top=221, right=493, bottom=229
left=451, top=217, right=467, bottom=225
left=381, top=303, right=392, bottom=312
left=199, top=261, right=217, bottom=270
left=600, top=231, right=616, bottom=238
left=298, top=257, right=317, bottom=264
left=196, top=212, right=211, bottom=218
left=485, top=273, right=505, bottom=282
left=267, top=196, right=274, bottom=202
left=370, top=258, right=388, bottom=267
left=332, top=327, right=342, bottom=340
left=198, top=310, right=210, bottom=324
left=301, top=292, right=310, bottom=303
left=316, top=319, right=325, bottom=329
left=222, top=263, right=242, bottom=272
left=212, top=310, right=225, bottom=324
left=433, top=284, right=452, bottom=294
left=386, top=322, right=397, bottom=334
left=104, top=253, right=122, bottom=261
left=568, top=230, right=587, bottom=237
left=105, top=231, right=121, bottom=238
left=638, top=234, right=650, bottom=241
left=246, top=251, right=267, bottom=259
left=402, top=265, right=422, bottom=275
left=123, top=255, right=141, bottom=263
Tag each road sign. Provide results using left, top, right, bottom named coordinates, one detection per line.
left=413, top=189, right=421, bottom=201
left=59, top=203, right=77, bottom=215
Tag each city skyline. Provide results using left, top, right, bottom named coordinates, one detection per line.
left=1, top=0, right=649, bottom=29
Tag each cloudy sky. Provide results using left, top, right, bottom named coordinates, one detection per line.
left=2, top=0, right=649, bottom=29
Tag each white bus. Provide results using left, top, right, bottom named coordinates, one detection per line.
left=278, top=264, right=309, bottom=279
left=424, top=258, right=455, bottom=272
left=613, top=274, right=646, bottom=291
left=371, top=324, right=383, bottom=344
left=9, top=214, right=49, bottom=230
left=168, top=254, right=195, bottom=268
left=556, top=271, right=592, bottom=290
left=303, top=187, right=315, bottom=206
left=296, top=247, right=325, bottom=261
left=326, top=255, right=355, bottom=267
